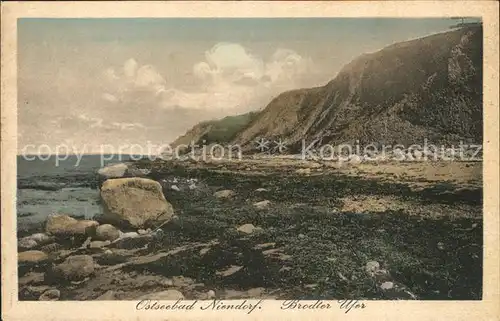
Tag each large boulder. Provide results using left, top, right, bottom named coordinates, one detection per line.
left=45, top=214, right=99, bottom=238
left=51, top=255, right=94, bottom=282
left=100, top=178, right=175, bottom=229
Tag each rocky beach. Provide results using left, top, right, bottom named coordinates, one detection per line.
left=17, top=156, right=482, bottom=301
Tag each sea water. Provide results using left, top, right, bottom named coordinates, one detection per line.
left=16, top=154, right=138, bottom=231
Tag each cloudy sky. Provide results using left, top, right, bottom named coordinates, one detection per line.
left=18, top=18, right=458, bottom=154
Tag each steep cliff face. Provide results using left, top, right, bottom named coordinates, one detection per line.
left=231, top=26, right=482, bottom=152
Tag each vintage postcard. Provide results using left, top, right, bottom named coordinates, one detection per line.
left=1, top=1, right=499, bottom=320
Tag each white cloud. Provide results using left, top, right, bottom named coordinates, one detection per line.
left=163, top=43, right=312, bottom=111
left=134, top=65, right=166, bottom=93
left=265, top=49, right=311, bottom=84
left=100, top=43, right=313, bottom=114
left=200, top=43, right=264, bottom=83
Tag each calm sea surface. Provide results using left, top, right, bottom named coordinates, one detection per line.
left=16, top=154, right=139, bottom=230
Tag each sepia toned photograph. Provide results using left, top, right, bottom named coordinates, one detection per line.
left=14, top=16, right=485, bottom=302
left=1, top=2, right=499, bottom=320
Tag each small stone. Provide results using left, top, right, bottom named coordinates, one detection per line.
left=296, top=168, right=311, bottom=175
left=253, top=200, right=271, bottom=209
left=19, top=272, right=45, bottom=286
left=206, top=290, right=216, bottom=299
left=90, top=240, right=111, bottom=249
left=374, top=269, right=390, bottom=277
left=95, top=224, right=121, bottom=241
left=19, top=233, right=54, bottom=250
left=247, top=287, right=265, bottom=297
left=97, top=163, right=128, bottom=181
left=20, top=285, right=50, bottom=299
left=437, top=242, right=445, bottom=250
left=30, top=233, right=54, bottom=244
left=253, top=243, right=275, bottom=250
left=214, top=189, right=235, bottom=199
left=120, top=231, right=139, bottom=238
left=172, top=276, right=194, bottom=287
left=298, top=234, right=305, bottom=239
left=51, top=255, right=94, bottom=281
left=380, top=281, right=395, bottom=290
left=199, top=248, right=211, bottom=256
left=18, top=250, right=49, bottom=264
left=171, top=185, right=180, bottom=191
left=96, top=290, right=116, bottom=300
left=95, top=251, right=128, bottom=266
left=45, top=214, right=99, bottom=237
left=162, top=279, right=174, bottom=287
left=216, top=265, right=243, bottom=277
left=18, top=238, right=38, bottom=250
left=255, top=188, right=267, bottom=192
left=348, top=155, right=362, bottom=164
left=39, top=289, right=60, bottom=301
left=111, top=234, right=153, bottom=249
left=39, top=243, right=63, bottom=253
left=237, top=223, right=261, bottom=234
left=365, top=261, right=380, bottom=275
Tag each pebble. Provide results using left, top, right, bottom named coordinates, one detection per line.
left=380, top=281, right=394, bottom=290
left=365, top=261, right=381, bottom=275
left=39, top=289, right=60, bottom=301
left=206, top=290, right=216, bottom=299
left=253, top=200, right=271, bottom=209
